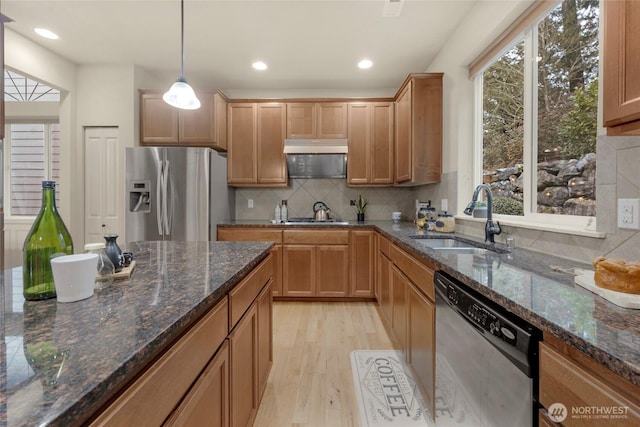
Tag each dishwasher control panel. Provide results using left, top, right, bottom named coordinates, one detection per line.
left=444, top=279, right=518, bottom=346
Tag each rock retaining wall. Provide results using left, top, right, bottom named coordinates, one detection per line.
left=482, top=153, right=596, bottom=216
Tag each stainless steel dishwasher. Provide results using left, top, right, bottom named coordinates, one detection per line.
left=434, top=271, right=541, bottom=426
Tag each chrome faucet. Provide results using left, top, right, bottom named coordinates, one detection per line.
left=464, top=184, right=502, bottom=244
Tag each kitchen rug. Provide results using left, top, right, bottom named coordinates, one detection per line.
left=350, top=350, right=433, bottom=427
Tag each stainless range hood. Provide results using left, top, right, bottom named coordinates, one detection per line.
left=284, top=139, right=348, bottom=178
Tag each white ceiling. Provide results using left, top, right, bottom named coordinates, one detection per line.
left=1, top=0, right=477, bottom=98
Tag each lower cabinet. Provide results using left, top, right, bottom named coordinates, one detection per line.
left=390, top=265, right=408, bottom=353
left=282, top=229, right=350, bottom=298
left=90, top=256, right=273, bottom=427
left=350, top=229, right=375, bottom=297
left=377, top=233, right=436, bottom=418
left=229, top=303, right=259, bottom=427
left=539, top=340, right=640, bottom=426
left=407, top=284, right=435, bottom=415
left=165, top=341, right=230, bottom=427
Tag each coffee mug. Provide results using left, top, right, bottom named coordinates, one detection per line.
left=51, top=253, right=99, bottom=303
left=392, top=212, right=402, bottom=223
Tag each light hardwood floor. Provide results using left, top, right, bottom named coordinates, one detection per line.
left=253, top=301, right=396, bottom=427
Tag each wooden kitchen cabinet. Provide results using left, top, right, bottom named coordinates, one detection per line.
left=139, top=90, right=227, bottom=150
left=164, top=341, right=229, bottom=427
left=282, top=229, right=350, bottom=297
left=286, top=102, right=348, bottom=139
left=377, top=234, right=393, bottom=323
left=227, top=102, right=287, bottom=187
left=603, top=0, right=640, bottom=135
left=390, top=265, right=408, bottom=354
left=350, top=229, right=375, bottom=297
left=394, top=73, right=443, bottom=185
left=256, top=282, right=273, bottom=400
left=90, top=298, right=229, bottom=427
left=347, top=102, right=394, bottom=186
left=539, top=339, right=640, bottom=426
left=407, top=283, right=435, bottom=417
left=229, top=303, right=259, bottom=427
left=217, top=228, right=283, bottom=296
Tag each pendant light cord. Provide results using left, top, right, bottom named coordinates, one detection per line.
left=180, top=0, right=185, bottom=80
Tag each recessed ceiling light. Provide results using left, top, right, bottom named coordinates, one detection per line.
left=358, top=59, right=373, bottom=70
left=34, top=28, right=59, bottom=40
left=252, top=61, right=268, bottom=71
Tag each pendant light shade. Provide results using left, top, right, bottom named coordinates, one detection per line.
left=164, top=0, right=200, bottom=110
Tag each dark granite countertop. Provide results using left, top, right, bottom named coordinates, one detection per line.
left=1, top=240, right=272, bottom=427
left=220, top=220, right=640, bottom=388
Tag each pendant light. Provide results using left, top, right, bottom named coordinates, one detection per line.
left=163, top=0, right=201, bottom=110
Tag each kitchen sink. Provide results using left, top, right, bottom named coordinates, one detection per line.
left=409, top=237, right=505, bottom=254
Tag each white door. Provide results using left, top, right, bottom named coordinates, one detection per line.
left=85, top=127, right=121, bottom=245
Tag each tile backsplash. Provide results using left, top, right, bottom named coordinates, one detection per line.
left=234, top=179, right=417, bottom=222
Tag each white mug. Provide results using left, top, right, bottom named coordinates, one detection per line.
left=51, top=253, right=99, bottom=303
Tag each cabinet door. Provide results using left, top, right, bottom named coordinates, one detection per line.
left=256, top=281, right=273, bottom=401
left=317, top=102, right=348, bottom=138
left=394, top=82, right=412, bottom=183
left=603, top=0, right=640, bottom=135
left=164, top=341, right=230, bottom=427
left=370, top=102, right=394, bottom=185
left=140, top=92, right=179, bottom=145
left=350, top=229, right=374, bottom=297
left=316, top=245, right=349, bottom=297
left=257, top=103, right=287, bottom=184
left=214, top=93, right=228, bottom=150
left=286, top=103, right=316, bottom=138
left=229, top=304, right=258, bottom=427
left=179, top=91, right=217, bottom=145
left=282, top=245, right=316, bottom=296
left=227, top=103, right=257, bottom=185
left=408, top=285, right=435, bottom=417
left=378, top=253, right=392, bottom=325
left=391, top=265, right=408, bottom=353
left=347, top=103, right=370, bottom=185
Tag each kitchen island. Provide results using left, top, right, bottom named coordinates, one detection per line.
left=0, top=240, right=273, bottom=426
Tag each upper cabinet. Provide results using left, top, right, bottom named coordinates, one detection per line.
left=347, top=102, right=394, bottom=186
left=286, top=102, right=348, bottom=139
left=139, top=90, right=228, bottom=150
left=394, top=73, right=443, bottom=185
left=227, top=102, right=287, bottom=187
left=603, top=1, right=640, bottom=135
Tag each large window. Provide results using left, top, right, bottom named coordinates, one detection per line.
left=5, top=123, right=61, bottom=217
left=477, top=0, right=599, bottom=226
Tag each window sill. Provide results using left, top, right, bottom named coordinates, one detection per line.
left=454, top=216, right=606, bottom=239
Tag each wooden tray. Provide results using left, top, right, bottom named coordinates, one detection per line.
left=97, top=260, right=136, bottom=282
left=574, top=268, right=640, bottom=309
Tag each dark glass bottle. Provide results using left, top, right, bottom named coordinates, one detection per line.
left=23, top=181, right=74, bottom=300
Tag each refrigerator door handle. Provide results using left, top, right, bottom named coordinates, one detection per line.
left=163, top=160, right=172, bottom=235
left=156, top=160, right=164, bottom=236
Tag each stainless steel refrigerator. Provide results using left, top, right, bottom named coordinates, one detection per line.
left=125, top=147, right=234, bottom=243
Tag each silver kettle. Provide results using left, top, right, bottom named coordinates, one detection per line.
left=313, top=201, right=331, bottom=221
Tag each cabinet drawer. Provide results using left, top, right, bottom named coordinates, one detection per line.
left=390, top=245, right=434, bottom=301
left=229, top=254, right=273, bottom=329
left=378, top=234, right=391, bottom=257
left=283, top=229, right=349, bottom=245
left=540, top=343, right=640, bottom=426
left=217, top=228, right=283, bottom=243
left=91, top=298, right=229, bottom=427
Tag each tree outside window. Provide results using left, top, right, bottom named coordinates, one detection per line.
left=480, top=0, right=599, bottom=219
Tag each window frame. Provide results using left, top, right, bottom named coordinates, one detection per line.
left=471, top=0, right=598, bottom=234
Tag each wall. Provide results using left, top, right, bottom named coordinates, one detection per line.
left=235, top=179, right=416, bottom=222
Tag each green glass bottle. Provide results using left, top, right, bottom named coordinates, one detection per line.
left=23, top=181, right=74, bottom=300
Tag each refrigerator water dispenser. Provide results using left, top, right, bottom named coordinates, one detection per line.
left=129, top=181, right=151, bottom=213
